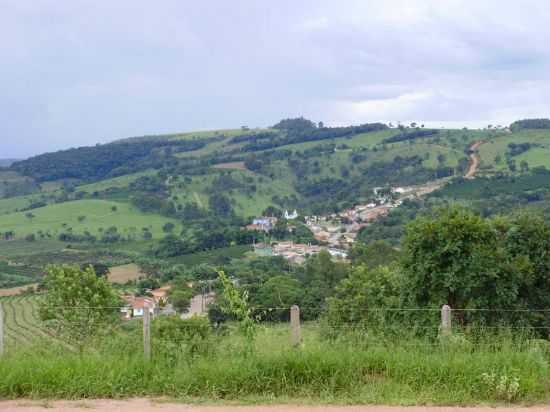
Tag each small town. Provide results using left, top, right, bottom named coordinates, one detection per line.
left=248, top=180, right=445, bottom=264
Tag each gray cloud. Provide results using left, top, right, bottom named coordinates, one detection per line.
left=2, top=0, right=550, bottom=158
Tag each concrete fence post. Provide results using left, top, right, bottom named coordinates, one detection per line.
left=143, top=304, right=151, bottom=361
left=290, top=305, right=301, bottom=347
left=441, top=304, right=452, bottom=336
left=0, top=304, right=4, bottom=356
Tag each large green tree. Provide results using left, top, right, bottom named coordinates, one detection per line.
left=401, top=207, right=550, bottom=330
left=402, top=207, right=515, bottom=310
left=39, top=265, right=121, bottom=349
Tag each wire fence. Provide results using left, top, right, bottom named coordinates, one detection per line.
left=2, top=296, right=550, bottom=358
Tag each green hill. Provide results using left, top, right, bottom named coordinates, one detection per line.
left=2, top=117, right=550, bottom=288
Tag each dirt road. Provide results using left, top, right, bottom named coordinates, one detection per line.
left=465, top=141, right=484, bottom=179
left=2, top=400, right=550, bottom=412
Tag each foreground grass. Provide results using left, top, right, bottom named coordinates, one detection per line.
left=0, top=324, right=549, bottom=404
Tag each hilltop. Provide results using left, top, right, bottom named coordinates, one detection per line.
left=0, top=159, right=19, bottom=168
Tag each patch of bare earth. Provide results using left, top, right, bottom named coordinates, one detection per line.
left=2, top=400, right=550, bottom=412
left=0, top=283, right=38, bottom=297
left=465, top=140, right=484, bottom=179
left=211, top=161, right=248, bottom=170
left=108, top=263, right=144, bottom=284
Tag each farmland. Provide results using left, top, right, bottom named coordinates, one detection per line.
left=0, top=295, right=47, bottom=349
left=0, top=261, right=40, bottom=288
left=0, top=199, right=180, bottom=239
left=108, top=263, right=144, bottom=284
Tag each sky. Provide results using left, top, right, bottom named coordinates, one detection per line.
left=2, top=0, right=550, bottom=158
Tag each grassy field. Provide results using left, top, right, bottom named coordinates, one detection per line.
left=478, top=129, right=550, bottom=172
left=76, top=170, right=155, bottom=193
left=0, top=199, right=180, bottom=239
left=0, top=239, right=72, bottom=259
left=0, top=194, right=41, bottom=216
left=0, top=302, right=548, bottom=404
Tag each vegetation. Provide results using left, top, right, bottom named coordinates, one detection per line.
left=39, top=265, right=121, bottom=347
left=2, top=205, right=550, bottom=403
left=0, top=315, right=548, bottom=403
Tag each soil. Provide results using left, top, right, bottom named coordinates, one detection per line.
left=465, top=141, right=484, bottom=179
left=2, top=400, right=550, bottom=412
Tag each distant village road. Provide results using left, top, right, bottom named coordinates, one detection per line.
left=2, top=400, right=550, bottom=412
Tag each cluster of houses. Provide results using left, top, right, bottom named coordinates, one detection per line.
left=245, top=210, right=300, bottom=233
left=247, top=183, right=446, bottom=265
left=120, top=285, right=216, bottom=320
left=120, top=286, right=171, bottom=319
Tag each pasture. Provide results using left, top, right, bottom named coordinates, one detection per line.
left=478, top=129, right=550, bottom=171
left=76, top=170, right=155, bottom=193
left=0, top=199, right=180, bottom=239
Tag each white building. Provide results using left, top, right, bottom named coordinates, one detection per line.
left=284, top=209, right=299, bottom=220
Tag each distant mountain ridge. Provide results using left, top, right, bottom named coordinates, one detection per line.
left=0, top=159, right=20, bottom=167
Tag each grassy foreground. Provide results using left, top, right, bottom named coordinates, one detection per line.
left=0, top=324, right=549, bottom=404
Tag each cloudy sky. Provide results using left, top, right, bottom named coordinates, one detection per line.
left=2, top=0, right=550, bottom=158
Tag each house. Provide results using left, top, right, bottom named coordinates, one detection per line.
left=151, top=286, right=171, bottom=306
left=121, top=296, right=156, bottom=319
left=247, top=216, right=278, bottom=232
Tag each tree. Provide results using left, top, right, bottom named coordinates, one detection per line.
left=256, top=275, right=302, bottom=321
left=400, top=207, right=550, bottom=331
left=155, top=234, right=188, bottom=258
left=325, top=265, right=402, bottom=328
left=520, top=160, right=529, bottom=173
left=78, top=215, right=86, bottom=223
left=208, top=193, right=233, bottom=217
left=169, top=288, right=194, bottom=313
left=349, top=240, right=401, bottom=269
left=25, top=212, right=35, bottom=221
left=300, top=250, right=349, bottom=319
left=39, top=265, right=121, bottom=350
left=401, top=207, right=506, bottom=311
left=80, top=262, right=110, bottom=277
left=162, top=222, right=175, bottom=233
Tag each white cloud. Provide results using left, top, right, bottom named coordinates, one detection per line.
left=2, top=0, right=550, bottom=157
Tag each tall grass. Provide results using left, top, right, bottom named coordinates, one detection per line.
left=0, top=324, right=549, bottom=404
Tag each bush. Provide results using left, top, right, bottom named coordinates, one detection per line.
left=153, top=315, right=213, bottom=357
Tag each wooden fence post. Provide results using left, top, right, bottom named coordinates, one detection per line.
left=143, top=304, right=151, bottom=361
left=0, top=304, right=4, bottom=356
left=290, top=305, right=301, bottom=347
left=441, top=304, right=452, bottom=336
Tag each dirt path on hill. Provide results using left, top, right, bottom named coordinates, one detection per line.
left=465, top=140, right=484, bottom=179
left=2, top=400, right=550, bottom=412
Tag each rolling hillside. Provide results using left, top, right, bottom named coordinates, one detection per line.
left=2, top=117, right=550, bottom=288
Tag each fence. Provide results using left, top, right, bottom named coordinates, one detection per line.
left=2, top=300, right=541, bottom=359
